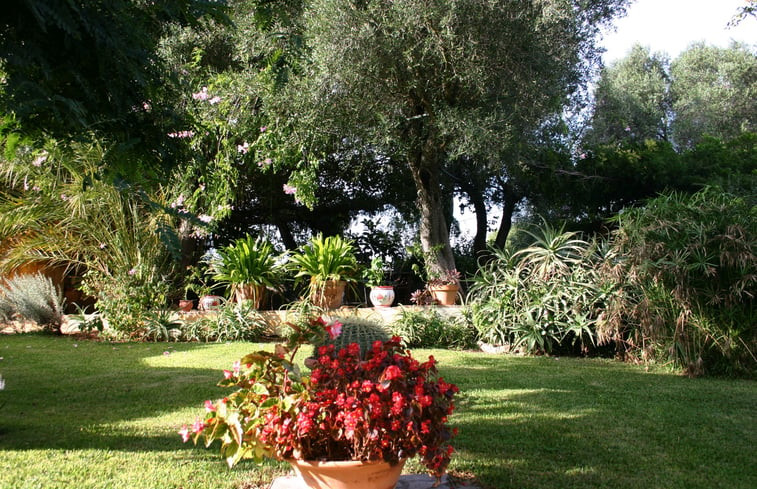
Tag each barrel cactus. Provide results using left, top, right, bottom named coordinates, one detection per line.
left=312, top=316, right=391, bottom=359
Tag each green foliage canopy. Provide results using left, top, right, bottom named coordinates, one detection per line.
left=287, top=0, right=629, bottom=273
left=0, top=0, right=229, bottom=138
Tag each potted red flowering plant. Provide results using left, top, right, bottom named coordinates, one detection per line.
left=180, top=316, right=458, bottom=488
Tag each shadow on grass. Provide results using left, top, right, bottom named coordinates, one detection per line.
left=438, top=356, right=757, bottom=489
left=0, top=334, right=252, bottom=453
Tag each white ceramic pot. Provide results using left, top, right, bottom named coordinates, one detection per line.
left=369, top=286, right=395, bottom=307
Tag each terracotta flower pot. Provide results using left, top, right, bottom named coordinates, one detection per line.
left=234, top=283, right=266, bottom=309
left=288, top=458, right=406, bottom=489
left=369, top=286, right=395, bottom=307
left=178, top=299, right=193, bottom=312
left=310, top=279, right=347, bottom=309
left=428, top=284, right=459, bottom=306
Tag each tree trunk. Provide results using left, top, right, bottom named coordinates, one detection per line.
left=461, top=183, right=489, bottom=259
left=275, top=218, right=298, bottom=251
left=493, top=182, right=521, bottom=250
left=448, top=158, right=489, bottom=259
left=408, top=142, right=456, bottom=277
left=178, top=221, right=202, bottom=270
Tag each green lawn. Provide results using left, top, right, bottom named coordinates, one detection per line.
left=0, top=334, right=755, bottom=489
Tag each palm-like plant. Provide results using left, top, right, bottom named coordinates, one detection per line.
left=287, top=234, right=359, bottom=309
left=0, top=138, right=181, bottom=331
left=211, top=235, right=281, bottom=287
left=209, top=235, right=282, bottom=307
left=288, top=234, right=359, bottom=285
left=0, top=139, right=177, bottom=279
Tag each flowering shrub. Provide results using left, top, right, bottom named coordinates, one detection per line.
left=181, top=317, right=458, bottom=481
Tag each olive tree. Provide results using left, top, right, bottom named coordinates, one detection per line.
left=671, top=43, right=757, bottom=149
left=287, top=0, right=629, bottom=274
left=586, top=44, right=671, bottom=145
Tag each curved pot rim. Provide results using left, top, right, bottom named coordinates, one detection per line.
left=288, top=458, right=405, bottom=469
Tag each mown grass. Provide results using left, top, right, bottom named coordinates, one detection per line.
left=0, top=334, right=755, bottom=489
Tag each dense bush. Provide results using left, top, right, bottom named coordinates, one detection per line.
left=391, top=307, right=477, bottom=350
left=599, top=188, right=756, bottom=376
left=467, top=222, right=612, bottom=355
left=0, top=273, right=64, bottom=333
left=83, top=267, right=172, bottom=335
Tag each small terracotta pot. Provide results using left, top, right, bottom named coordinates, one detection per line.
left=428, top=284, right=460, bottom=306
left=178, top=299, right=193, bottom=312
left=288, top=458, right=406, bottom=489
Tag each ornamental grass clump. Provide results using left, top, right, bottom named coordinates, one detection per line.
left=181, top=316, right=458, bottom=482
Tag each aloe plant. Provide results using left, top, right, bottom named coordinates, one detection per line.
left=467, top=221, right=603, bottom=355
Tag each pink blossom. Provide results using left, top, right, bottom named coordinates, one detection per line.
left=128, top=268, right=136, bottom=276
left=223, top=369, right=233, bottom=379
left=142, top=101, right=152, bottom=111
left=283, top=184, right=297, bottom=195
left=198, top=214, right=213, bottom=223
left=178, top=425, right=191, bottom=442
left=204, top=400, right=216, bottom=412
left=325, top=320, right=343, bottom=340
left=258, top=157, right=272, bottom=167
left=260, top=126, right=267, bottom=132
left=625, top=126, right=631, bottom=132
left=232, top=360, right=241, bottom=375
left=192, top=87, right=209, bottom=101
left=191, top=417, right=205, bottom=434
left=237, top=142, right=250, bottom=154
left=99, top=243, right=107, bottom=249
left=60, top=194, right=68, bottom=201
left=209, top=96, right=222, bottom=105
left=32, top=186, right=40, bottom=192
left=32, top=154, right=47, bottom=167
left=171, top=195, right=185, bottom=209
left=167, top=130, right=195, bottom=139
left=579, top=153, right=587, bottom=159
